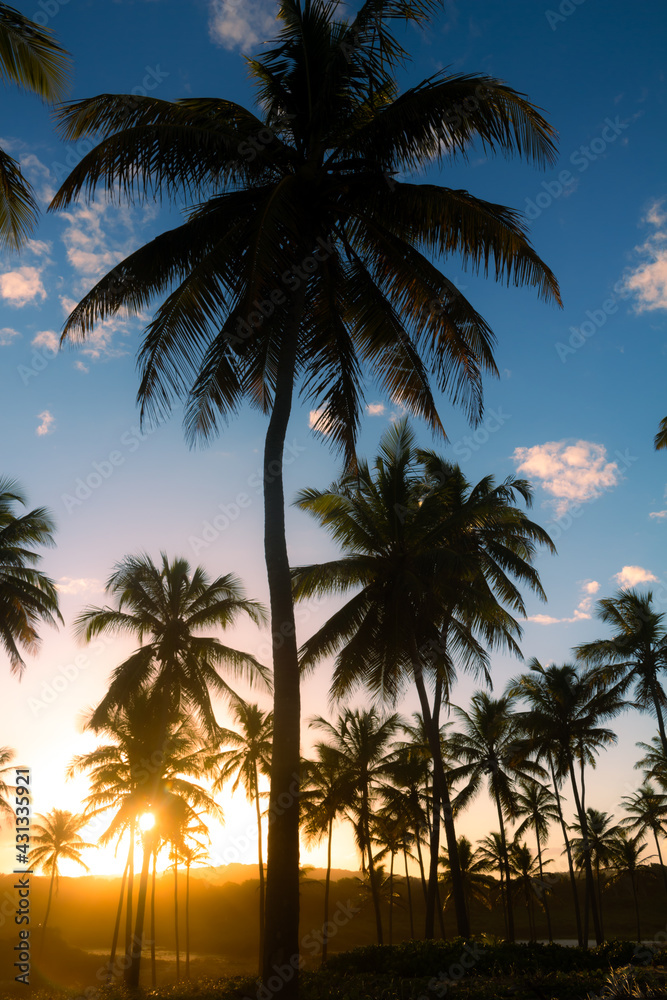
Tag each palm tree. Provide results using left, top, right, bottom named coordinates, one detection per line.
left=49, top=0, right=561, bottom=979
left=575, top=589, right=667, bottom=756
left=621, top=782, right=667, bottom=895
left=439, top=836, right=493, bottom=934
left=68, top=693, right=221, bottom=983
left=207, top=700, right=273, bottom=973
left=0, top=476, right=62, bottom=675
left=636, top=736, right=667, bottom=791
left=510, top=660, right=625, bottom=947
left=447, top=691, right=545, bottom=941
left=607, top=830, right=651, bottom=942
left=475, top=832, right=508, bottom=935
left=179, top=836, right=210, bottom=981
left=0, top=746, right=15, bottom=822
left=301, top=744, right=355, bottom=962
left=513, top=779, right=559, bottom=941
left=569, top=808, right=620, bottom=940
left=508, top=839, right=546, bottom=942
left=655, top=417, right=667, bottom=451
left=311, top=707, right=401, bottom=944
left=293, top=420, right=554, bottom=937
left=31, top=809, right=92, bottom=948
left=75, top=552, right=268, bottom=738
left=0, top=4, right=70, bottom=249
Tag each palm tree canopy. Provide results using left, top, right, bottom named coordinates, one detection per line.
left=30, top=809, right=92, bottom=882
left=208, top=699, right=273, bottom=799
left=621, top=781, right=667, bottom=841
left=0, top=476, right=63, bottom=675
left=513, top=779, right=560, bottom=846
left=292, top=419, right=554, bottom=702
left=49, top=0, right=560, bottom=465
left=568, top=808, right=621, bottom=871
left=74, top=552, right=269, bottom=736
left=0, top=3, right=70, bottom=249
left=0, top=746, right=16, bottom=821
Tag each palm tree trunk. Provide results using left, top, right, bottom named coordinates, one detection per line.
left=254, top=764, right=266, bottom=975
left=185, top=863, right=191, bottom=980
left=125, top=820, right=135, bottom=966
left=403, top=848, right=415, bottom=939
left=551, top=761, right=582, bottom=946
left=435, top=879, right=447, bottom=939
left=630, top=870, right=641, bottom=942
left=415, top=830, right=428, bottom=905
left=411, top=655, right=469, bottom=937
left=39, top=867, right=56, bottom=952
left=653, top=828, right=667, bottom=895
left=109, top=855, right=129, bottom=981
left=262, top=283, right=308, bottom=992
left=567, top=759, right=603, bottom=946
left=321, top=816, right=333, bottom=964
left=126, top=828, right=155, bottom=988
left=425, top=677, right=443, bottom=938
left=493, top=788, right=514, bottom=942
left=535, top=835, right=553, bottom=942
left=389, top=851, right=394, bottom=946
left=173, top=853, right=180, bottom=981
left=363, top=792, right=383, bottom=944
left=648, top=674, right=667, bottom=759
left=151, top=847, right=157, bottom=988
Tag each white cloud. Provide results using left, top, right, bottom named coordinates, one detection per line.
left=622, top=198, right=667, bottom=312
left=0, top=327, right=20, bottom=346
left=208, top=0, right=278, bottom=52
left=32, top=330, right=59, bottom=353
left=366, top=402, right=385, bottom=416
left=74, top=360, right=89, bottom=373
left=0, top=266, right=46, bottom=307
left=19, top=153, right=54, bottom=203
left=24, top=238, right=52, bottom=258
left=59, top=295, right=130, bottom=360
left=650, top=509, right=667, bottom=520
left=613, top=565, right=658, bottom=588
left=60, top=201, right=124, bottom=280
left=513, top=440, right=620, bottom=515
left=35, top=410, right=55, bottom=436
left=308, top=409, right=333, bottom=435
left=56, top=577, right=102, bottom=595
left=526, top=580, right=600, bottom=625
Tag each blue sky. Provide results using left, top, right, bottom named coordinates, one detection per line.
left=1, top=0, right=666, bottom=876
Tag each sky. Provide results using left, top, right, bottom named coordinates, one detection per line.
left=0, top=0, right=666, bottom=880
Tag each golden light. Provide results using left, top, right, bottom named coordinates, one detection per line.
left=139, top=812, right=155, bottom=832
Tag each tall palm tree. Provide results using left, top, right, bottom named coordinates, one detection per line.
left=293, top=419, right=554, bottom=937
left=636, top=736, right=667, bottom=791
left=575, top=589, right=667, bottom=756
left=311, top=707, right=401, bottom=944
left=621, top=781, right=667, bottom=895
left=508, top=839, right=546, bottom=942
left=301, top=743, right=355, bottom=962
left=0, top=476, right=62, bottom=675
left=0, top=746, right=15, bottom=822
left=510, top=660, right=625, bottom=947
left=31, top=809, right=92, bottom=948
left=0, top=4, right=70, bottom=249
left=569, top=807, right=620, bottom=940
left=513, top=779, right=559, bottom=941
left=207, top=700, right=273, bottom=973
left=475, top=832, right=508, bottom=936
left=439, top=836, right=493, bottom=934
left=447, top=691, right=545, bottom=941
left=49, top=0, right=561, bottom=980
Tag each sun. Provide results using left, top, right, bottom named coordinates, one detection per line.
left=139, top=812, right=155, bottom=832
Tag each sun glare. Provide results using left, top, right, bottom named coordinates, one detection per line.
left=139, top=812, right=155, bottom=832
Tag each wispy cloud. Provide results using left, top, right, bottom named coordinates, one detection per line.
left=59, top=295, right=130, bottom=360
left=513, top=440, right=620, bottom=515
left=622, top=198, right=667, bottom=312
left=36, top=410, right=55, bottom=436
left=612, top=565, right=658, bottom=588
left=0, top=266, right=46, bottom=307
left=308, top=409, right=333, bottom=435
left=56, top=577, right=102, bottom=595
left=366, top=402, right=385, bottom=416
left=526, top=579, right=600, bottom=625
left=0, top=327, right=20, bottom=346
left=208, top=0, right=278, bottom=52
left=32, top=330, right=59, bottom=353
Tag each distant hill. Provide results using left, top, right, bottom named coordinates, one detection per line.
left=188, top=863, right=362, bottom=884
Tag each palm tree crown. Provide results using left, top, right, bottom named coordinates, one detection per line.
left=0, top=476, right=62, bottom=675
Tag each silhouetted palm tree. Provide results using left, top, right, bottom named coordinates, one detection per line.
left=636, top=736, right=667, bottom=791
left=448, top=691, right=544, bottom=941
left=0, top=747, right=15, bottom=822
left=208, top=700, right=273, bottom=973
left=439, top=836, right=493, bottom=934
left=311, top=707, right=401, bottom=944
left=508, top=839, right=546, bottom=942
left=50, top=0, right=561, bottom=978
left=621, top=782, right=667, bottom=895
left=31, top=809, right=92, bottom=948
left=570, top=807, right=620, bottom=940
left=301, top=744, right=355, bottom=962
left=607, top=830, right=651, bottom=942
left=576, top=589, right=667, bottom=756
left=513, top=779, right=559, bottom=941
left=0, top=4, right=70, bottom=249
left=0, top=476, right=62, bottom=675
